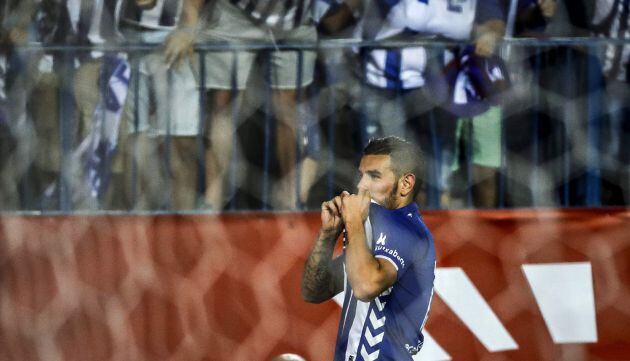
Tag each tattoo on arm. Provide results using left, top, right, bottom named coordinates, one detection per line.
left=302, top=231, right=343, bottom=303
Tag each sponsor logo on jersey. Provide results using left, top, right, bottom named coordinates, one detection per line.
left=376, top=232, right=387, bottom=245
left=405, top=339, right=424, bottom=355
left=375, top=244, right=406, bottom=268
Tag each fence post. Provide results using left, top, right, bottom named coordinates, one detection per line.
left=586, top=47, right=603, bottom=206
left=197, top=50, right=207, bottom=209
left=58, top=50, right=76, bottom=212
left=262, top=50, right=272, bottom=210
left=229, top=49, right=239, bottom=210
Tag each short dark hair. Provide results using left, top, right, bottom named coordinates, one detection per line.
left=363, top=136, right=425, bottom=197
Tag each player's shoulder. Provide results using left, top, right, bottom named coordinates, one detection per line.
left=369, top=202, right=430, bottom=241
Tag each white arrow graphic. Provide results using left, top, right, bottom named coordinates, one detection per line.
left=522, top=262, right=597, bottom=343
left=369, top=310, right=385, bottom=329
left=361, top=345, right=380, bottom=361
left=374, top=297, right=386, bottom=311
left=434, top=268, right=518, bottom=352
left=365, top=327, right=384, bottom=347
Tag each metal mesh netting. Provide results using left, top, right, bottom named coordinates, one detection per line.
left=0, top=30, right=629, bottom=361
left=0, top=2, right=628, bottom=361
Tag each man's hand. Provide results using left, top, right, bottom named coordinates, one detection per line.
left=474, top=32, right=500, bottom=57
left=473, top=19, right=505, bottom=58
left=341, top=189, right=370, bottom=225
left=163, top=0, right=204, bottom=67
left=321, top=191, right=349, bottom=236
left=538, top=0, right=556, bottom=18
left=163, top=29, right=195, bottom=68
left=303, top=193, right=348, bottom=303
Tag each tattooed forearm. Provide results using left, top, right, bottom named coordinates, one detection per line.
left=301, top=230, right=340, bottom=303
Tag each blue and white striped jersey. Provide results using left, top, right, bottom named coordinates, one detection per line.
left=591, top=0, right=630, bottom=82
left=355, top=0, right=503, bottom=89
left=228, top=0, right=315, bottom=29
left=334, top=202, right=436, bottom=361
left=121, top=0, right=182, bottom=31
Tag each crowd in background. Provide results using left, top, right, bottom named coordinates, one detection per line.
left=0, top=0, right=628, bottom=212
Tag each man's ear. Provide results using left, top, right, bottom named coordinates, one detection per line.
left=399, top=173, right=415, bottom=197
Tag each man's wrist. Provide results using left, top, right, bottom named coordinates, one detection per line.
left=319, top=228, right=341, bottom=243
left=344, top=216, right=364, bottom=232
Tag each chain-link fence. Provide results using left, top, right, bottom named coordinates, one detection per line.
left=0, top=36, right=629, bottom=361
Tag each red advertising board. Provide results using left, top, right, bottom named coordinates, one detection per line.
left=0, top=208, right=628, bottom=361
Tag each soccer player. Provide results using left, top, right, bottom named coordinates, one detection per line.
left=301, top=136, right=436, bottom=361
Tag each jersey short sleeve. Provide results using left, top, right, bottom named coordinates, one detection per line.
left=369, top=207, right=424, bottom=279
left=374, top=231, right=414, bottom=278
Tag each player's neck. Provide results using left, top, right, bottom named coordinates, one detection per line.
left=388, top=195, right=413, bottom=210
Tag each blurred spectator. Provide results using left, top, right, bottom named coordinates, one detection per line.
left=501, top=0, right=626, bottom=208
left=451, top=105, right=504, bottom=209
left=46, top=0, right=132, bottom=210
left=66, top=0, right=125, bottom=139
left=295, top=0, right=362, bottom=204
left=0, top=0, right=129, bottom=211
left=163, top=0, right=320, bottom=210
left=116, top=0, right=203, bottom=210
left=0, top=55, right=14, bottom=209
left=500, top=0, right=569, bottom=208
left=320, top=0, right=506, bottom=208
left=431, top=52, right=507, bottom=212
left=569, top=0, right=630, bottom=204
left=0, top=0, right=40, bottom=210
left=27, top=0, right=75, bottom=209
left=446, top=49, right=508, bottom=209
left=451, top=0, right=558, bottom=209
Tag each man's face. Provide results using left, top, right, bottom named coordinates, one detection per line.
left=357, top=155, right=399, bottom=209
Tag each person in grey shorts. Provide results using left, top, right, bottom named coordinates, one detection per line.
left=164, top=0, right=319, bottom=210
left=118, top=0, right=203, bottom=210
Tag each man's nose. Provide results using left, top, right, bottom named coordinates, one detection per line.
left=357, top=177, right=368, bottom=192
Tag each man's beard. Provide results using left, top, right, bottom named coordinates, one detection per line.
left=384, top=182, right=398, bottom=209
